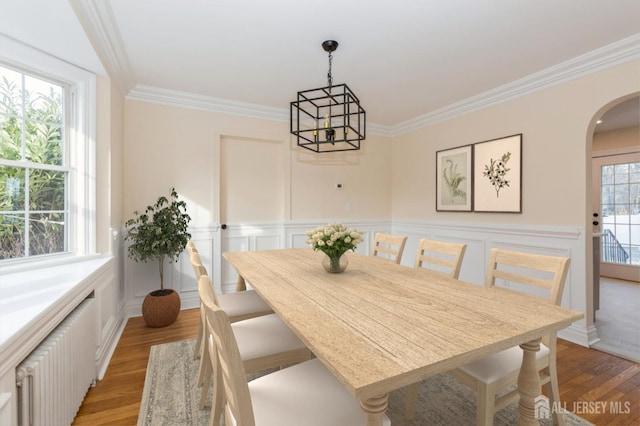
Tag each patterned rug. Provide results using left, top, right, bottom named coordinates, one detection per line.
left=138, top=339, right=593, bottom=426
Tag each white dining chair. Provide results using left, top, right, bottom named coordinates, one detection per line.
left=203, top=288, right=392, bottom=426
left=197, top=275, right=312, bottom=423
left=405, top=248, right=570, bottom=426
left=371, top=232, right=408, bottom=264
left=187, top=242, right=273, bottom=359
left=413, top=238, right=467, bottom=278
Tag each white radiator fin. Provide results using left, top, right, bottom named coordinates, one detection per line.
left=16, top=298, right=96, bottom=426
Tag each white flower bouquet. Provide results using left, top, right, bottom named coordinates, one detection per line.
left=305, top=223, right=364, bottom=259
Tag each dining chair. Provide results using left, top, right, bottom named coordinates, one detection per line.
left=187, top=242, right=273, bottom=359
left=197, top=275, right=312, bottom=422
left=413, top=238, right=467, bottom=278
left=202, top=288, right=392, bottom=426
left=405, top=248, right=570, bottom=426
left=371, top=232, right=408, bottom=264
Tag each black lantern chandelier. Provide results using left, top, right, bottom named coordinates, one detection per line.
left=290, top=40, right=366, bottom=153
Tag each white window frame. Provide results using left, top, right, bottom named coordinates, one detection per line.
left=0, top=34, right=96, bottom=270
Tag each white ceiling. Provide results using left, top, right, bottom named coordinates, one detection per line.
left=2, top=0, right=640, bottom=131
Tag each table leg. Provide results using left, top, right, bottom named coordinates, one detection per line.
left=517, top=338, right=542, bottom=426
left=235, top=274, right=246, bottom=291
left=360, top=393, right=388, bottom=426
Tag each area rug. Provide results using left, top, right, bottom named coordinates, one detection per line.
left=138, top=339, right=593, bottom=426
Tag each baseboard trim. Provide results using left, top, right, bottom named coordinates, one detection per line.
left=96, top=306, right=127, bottom=380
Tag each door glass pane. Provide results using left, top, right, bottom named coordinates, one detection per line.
left=601, top=162, right=640, bottom=265
left=614, top=164, right=629, bottom=183
left=601, top=165, right=614, bottom=184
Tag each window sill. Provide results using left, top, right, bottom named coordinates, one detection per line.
left=0, top=255, right=112, bottom=348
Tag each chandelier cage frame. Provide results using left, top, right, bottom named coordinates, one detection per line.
left=290, top=40, right=366, bottom=153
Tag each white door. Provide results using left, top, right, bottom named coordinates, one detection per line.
left=592, top=152, right=640, bottom=282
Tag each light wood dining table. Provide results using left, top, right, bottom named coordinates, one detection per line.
left=223, top=248, right=584, bottom=426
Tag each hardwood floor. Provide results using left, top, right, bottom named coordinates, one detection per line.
left=72, top=309, right=200, bottom=425
left=73, top=308, right=639, bottom=426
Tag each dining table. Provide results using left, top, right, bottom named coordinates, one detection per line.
left=223, top=248, right=584, bottom=426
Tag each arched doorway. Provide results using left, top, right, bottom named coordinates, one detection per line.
left=588, top=94, right=639, bottom=362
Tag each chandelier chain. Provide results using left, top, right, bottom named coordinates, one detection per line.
left=327, top=51, right=333, bottom=90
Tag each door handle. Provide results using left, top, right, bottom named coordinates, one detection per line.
left=221, top=224, right=227, bottom=230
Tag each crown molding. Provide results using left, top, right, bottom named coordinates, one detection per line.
left=127, top=85, right=290, bottom=122
left=127, top=85, right=397, bottom=137
left=391, top=33, right=640, bottom=136
left=69, top=0, right=136, bottom=94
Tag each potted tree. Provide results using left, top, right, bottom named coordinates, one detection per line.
left=125, top=187, right=191, bottom=327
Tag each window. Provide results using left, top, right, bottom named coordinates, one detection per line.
left=0, top=35, right=96, bottom=267
left=0, top=65, right=68, bottom=259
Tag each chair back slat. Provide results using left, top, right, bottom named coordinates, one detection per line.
left=193, top=251, right=219, bottom=306
left=187, top=241, right=201, bottom=278
left=414, top=239, right=467, bottom=279
left=189, top=251, right=208, bottom=277
left=491, top=269, right=553, bottom=290
left=485, top=248, right=570, bottom=307
left=371, top=233, right=407, bottom=264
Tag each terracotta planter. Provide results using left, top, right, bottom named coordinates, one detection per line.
left=142, top=289, right=181, bottom=327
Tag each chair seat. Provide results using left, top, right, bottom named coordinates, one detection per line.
left=457, top=343, right=550, bottom=383
left=218, top=289, right=272, bottom=319
left=237, top=358, right=392, bottom=426
left=232, top=313, right=307, bottom=360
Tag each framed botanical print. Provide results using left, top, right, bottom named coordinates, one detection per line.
left=436, top=145, right=473, bottom=211
left=473, top=134, right=522, bottom=213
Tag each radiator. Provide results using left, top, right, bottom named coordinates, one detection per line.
left=16, top=298, right=97, bottom=426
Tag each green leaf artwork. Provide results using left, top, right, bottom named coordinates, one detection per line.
left=443, top=159, right=467, bottom=204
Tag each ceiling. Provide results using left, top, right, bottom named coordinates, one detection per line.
left=2, top=0, right=639, bottom=131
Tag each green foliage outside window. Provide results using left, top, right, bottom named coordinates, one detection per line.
left=0, top=66, right=66, bottom=260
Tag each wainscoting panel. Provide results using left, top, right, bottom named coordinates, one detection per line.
left=220, top=223, right=283, bottom=292
left=94, top=260, right=126, bottom=380
left=255, top=234, right=282, bottom=251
